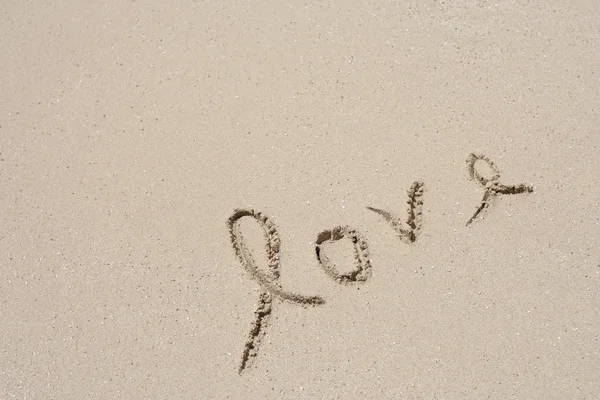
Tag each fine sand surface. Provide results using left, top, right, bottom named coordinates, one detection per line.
left=1, top=1, right=599, bottom=398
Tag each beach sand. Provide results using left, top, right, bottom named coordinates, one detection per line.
left=1, top=1, right=599, bottom=398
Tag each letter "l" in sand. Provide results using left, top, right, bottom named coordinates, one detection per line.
left=227, top=209, right=325, bottom=374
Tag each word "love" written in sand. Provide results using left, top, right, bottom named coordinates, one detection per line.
left=228, top=153, right=534, bottom=374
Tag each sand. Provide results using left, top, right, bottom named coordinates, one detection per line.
left=1, top=0, right=599, bottom=398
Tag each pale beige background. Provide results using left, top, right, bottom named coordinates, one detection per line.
left=1, top=1, right=599, bottom=398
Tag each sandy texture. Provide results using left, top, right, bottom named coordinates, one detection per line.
left=1, top=1, right=600, bottom=398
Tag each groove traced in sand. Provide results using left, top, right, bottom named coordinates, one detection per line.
left=237, top=291, right=272, bottom=374
left=315, top=226, right=372, bottom=284
left=367, top=181, right=425, bottom=243
left=227, top=208, right=325, bottom=374
left=465, top=153, right=534, bottom=226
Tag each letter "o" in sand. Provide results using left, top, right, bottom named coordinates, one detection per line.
left=315, top=226, right=372, bottom=284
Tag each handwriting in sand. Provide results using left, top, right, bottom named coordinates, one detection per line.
left=229, top=153, right=533, bottom=374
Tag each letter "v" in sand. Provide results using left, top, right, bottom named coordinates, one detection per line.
left=367, top=181, right=425, bottom=244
